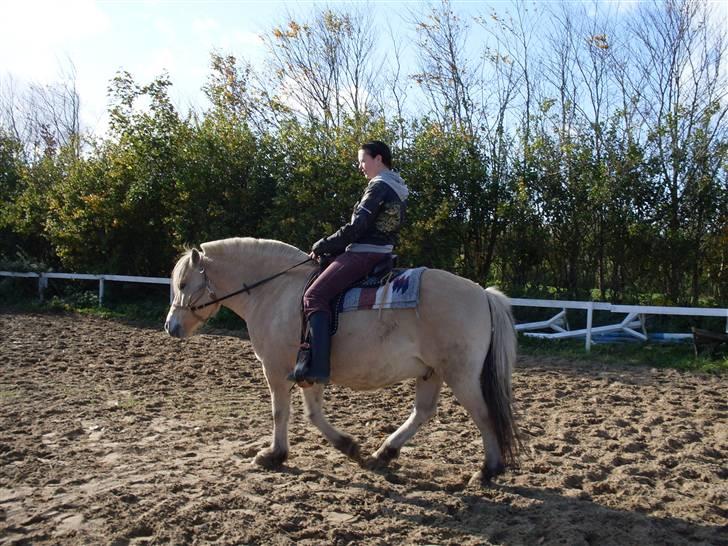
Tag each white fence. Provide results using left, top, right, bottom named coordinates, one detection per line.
left=512, top=298, right=728, bottom=350
left=0, top=271, right=171, bottom=306
left=2, top=271, right=727, bottom=351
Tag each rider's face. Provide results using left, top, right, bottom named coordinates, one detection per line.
left=357, top=149, right=385, bottom=180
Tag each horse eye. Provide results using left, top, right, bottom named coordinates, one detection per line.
left=179, top=282, right=186, bottom=290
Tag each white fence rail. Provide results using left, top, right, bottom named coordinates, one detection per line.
left=0, top=271, right=171, bottom=306
left=512, top=298, right=728, bottom=351
left=2, top=271, right=727, bottom=351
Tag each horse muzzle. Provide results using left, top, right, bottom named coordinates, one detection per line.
left=164, top=317, right=185, bottom=339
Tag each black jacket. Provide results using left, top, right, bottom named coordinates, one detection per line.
left=312, top=171, right=409, bottom=256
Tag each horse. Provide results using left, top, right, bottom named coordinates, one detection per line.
left=164, top=237, right=520, bottom=483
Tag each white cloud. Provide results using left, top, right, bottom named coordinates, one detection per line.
left=0, top=0, right=112, bottom=134
left=231, top=30, right=265, bottom=48
left=136, top=47, right=178, bottom=81
left=192, top=17, right=219, bottom=35
left=152, top=17, right=176, bottom=39
left=0, top=2, right=281, bottom=137
left=0, top=0, right=110, bottom=81
left=74, top=71, right=109, bottom=135
left=614, top=1, right=640, bottom=15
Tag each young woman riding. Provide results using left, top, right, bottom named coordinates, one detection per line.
left=288, top=140, right=409, bottom=385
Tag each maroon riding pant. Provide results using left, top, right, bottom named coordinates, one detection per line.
left=303, top=251, right=388, bottom=318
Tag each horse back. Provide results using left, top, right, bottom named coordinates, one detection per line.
left=329, top=269, right=493, bottom=389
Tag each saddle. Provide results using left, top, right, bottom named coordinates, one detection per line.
left=352, top=254, right=399, bottom=287
left=299, top=255, right=400, bottom=342
left=293, top=256, right=423, bottom=377
left=330, top=255, right=401, bottom=334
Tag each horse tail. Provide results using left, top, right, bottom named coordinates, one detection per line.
left=481, top=287, right=521, bottom=466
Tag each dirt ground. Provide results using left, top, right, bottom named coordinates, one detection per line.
left=0, top=310, right=726, bottom=545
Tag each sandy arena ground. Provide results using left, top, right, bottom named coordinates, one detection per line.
left=0, top=310, right=726, bottom=545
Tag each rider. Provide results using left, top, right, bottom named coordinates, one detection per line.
left=289, top=140, right=409, bottom=385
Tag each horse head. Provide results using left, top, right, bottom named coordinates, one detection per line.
left=165, top=248, right=221, bottom=338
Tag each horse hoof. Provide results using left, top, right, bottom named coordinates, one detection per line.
left=362, top=447, right=400, bottom=470
left=374, top=446, right=400, bottom=466
left=333, top=435, right=361, bottom=461
left=469, top=464, right=506, bottom=487
left=484, top=462, right=506, bottom=481
left=252, top=447, right=288, bottom=469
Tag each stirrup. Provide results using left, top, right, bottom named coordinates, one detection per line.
left=287, top=343, right=311, bottom=383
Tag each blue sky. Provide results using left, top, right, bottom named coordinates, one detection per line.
left=2, top=1, right=726, bottom=136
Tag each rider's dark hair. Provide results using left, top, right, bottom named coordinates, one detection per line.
left=360, top=140, right=392, bottom=169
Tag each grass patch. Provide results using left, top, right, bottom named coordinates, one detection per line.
left=119, top=396, right=141, bottom=410
left=518, top=335, right=727, bottom=374
left=0, top=389, right=19, bottom=401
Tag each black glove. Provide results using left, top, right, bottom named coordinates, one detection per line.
left=311, top=237, right=335, bottom=257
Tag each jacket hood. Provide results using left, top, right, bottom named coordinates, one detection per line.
left=372, top=169, right=409, bottom=201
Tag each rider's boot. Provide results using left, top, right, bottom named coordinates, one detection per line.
left=303, top=311, right=331, bottom=384
left=287, top=311, right=331, bottom=384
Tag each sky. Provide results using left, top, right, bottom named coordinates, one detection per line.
left=0, top=0, right=295, bottom=134
left=1, top=0, right=727, bottom=136
left=0, top=0, right=435, bottom=135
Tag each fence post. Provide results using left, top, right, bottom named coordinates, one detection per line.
left=99, top=277, right=105, bottom=307
left=585, top=302, right=594, bottom=352
left=38, top=273, right=47, bottom=301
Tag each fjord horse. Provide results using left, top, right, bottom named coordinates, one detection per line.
left=165, top=237, right=519, bottom=483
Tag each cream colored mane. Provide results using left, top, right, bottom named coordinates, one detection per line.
left=200, top=237, right=307, bottom=265
left=172, top=238, right=306, bottom=286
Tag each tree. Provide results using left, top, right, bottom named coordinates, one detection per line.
left=42, top=72, right=184, bottom=274
left=629, top=0, right=728, bottom=303
left=412, top=0, right=479, bottom=136
left=203, top=52, right=290, bottom=134
left=0, top=62, right=80, bottom=160
left=262, top=7, right=379, bottom=128
left=0, top=130, right=29, bottom=259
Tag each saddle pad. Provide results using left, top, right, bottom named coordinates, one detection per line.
left=338, top=267, right=427, bottom=313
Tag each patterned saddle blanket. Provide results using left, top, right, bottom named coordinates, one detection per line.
left=328, top=267, right=427, bottom=336
left=336, top=267, right=427, bottom=313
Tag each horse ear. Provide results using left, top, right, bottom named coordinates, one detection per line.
left=190, top=249, right=201, bottom=267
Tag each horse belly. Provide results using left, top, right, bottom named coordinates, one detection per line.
left=330, top=309, right=427, bottom=390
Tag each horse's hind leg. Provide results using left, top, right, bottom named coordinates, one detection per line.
left=372, top=373, right=443, bottom=466
left=301, top=385, right=361, bottom=461
left=446, top=375, right=505, bottom=483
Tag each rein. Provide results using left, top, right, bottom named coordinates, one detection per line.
left=187, top=257, right=314, bottom=312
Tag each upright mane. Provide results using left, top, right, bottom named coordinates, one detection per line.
left=199, top=237, right=308, bottom=264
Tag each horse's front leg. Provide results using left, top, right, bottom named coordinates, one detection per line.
left=253, top=373, right=291, bottom=468
left=301, top=385, right=361, bottom=462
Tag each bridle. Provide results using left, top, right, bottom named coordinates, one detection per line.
left=172, top=266, right=220, bottom=322
left=172, top=256, right=313, bottom=320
